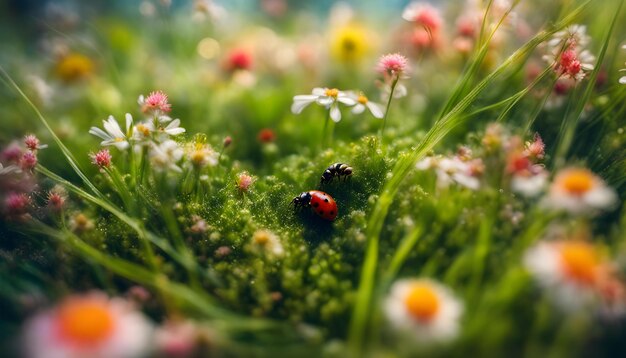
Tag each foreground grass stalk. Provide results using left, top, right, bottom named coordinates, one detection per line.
left=36, top=165, right=196, bottom=274
left=347, top=3, right=589, bottom=353
left=0, top=68, right=106, bottom=200
left=554, top=0, right=623, bottom=167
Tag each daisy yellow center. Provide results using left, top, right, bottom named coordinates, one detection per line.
left=325, top=88, right=339, bottom=98
left=191, top=150, right=206, bottom=164
left=136, top=124, right=150, bottom=136
left=253, top=232, right=271, bottom=245
left=357, top=95, right=368, bottom=104
left=57, top=300, right=115, bottom=346
left=560, top=169, right=594, bottom=195
left=404, top=284, right=440, bottom=322
left=114, top=137, right=124, bottom=142
left=560, top=242, right=599, bottom=284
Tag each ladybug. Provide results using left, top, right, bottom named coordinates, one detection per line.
left=291, top=190, right=338, bottom=221
left=320, top=162, right=353, bottom=185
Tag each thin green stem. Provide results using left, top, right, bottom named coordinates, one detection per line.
left=322, top=109, right=331, bottom=149
left=380, top=77, right=398, bottom=139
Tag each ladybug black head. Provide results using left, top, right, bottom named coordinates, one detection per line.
left=291, top=191, right=312, bottom=208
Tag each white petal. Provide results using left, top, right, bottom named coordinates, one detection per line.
left=330, top=104, right=341, bottom=122
left=158, top=115, right=172, bottom=123
left=337, top=96, right=357, bottom=106
left=89, top=127, right=111, bottom=140
left=113, top=141, right=130, bottom=150
left=351, top=104, right=366, bottom=114
left=317, top=97, right=333, bottom=107
left=393, top=84, right=408, bottom=98
left=619, top=76, right=626, bottom=84
left=103, top=116, right=125, bottom=138
left=166, top=118, right=181, bottom=129
left=291, top=98, right=315, bottom=114
left=584, top=187, right=617, bottom=209
left=453, top=173, right=480, bottom=190
left=312, top=87, right=326, bottom=96
left=366, top=102, right=385, bottom=118
left=125, top=113, right=133, bottom=133
left=166, top=128, right=186, bottom=135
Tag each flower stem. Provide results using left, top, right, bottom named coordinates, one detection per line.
left=321, top=109, right=331, bottom=149
left=380, top=77, right=398, bottom=139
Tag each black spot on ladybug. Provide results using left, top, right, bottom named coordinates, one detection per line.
left=313, top=202, right=319, bottom=207
left=318, top=210, right=324, bottom=215
left=324, top=198, right=329, bottom=203
left=329, top=211, right=334, bottom=215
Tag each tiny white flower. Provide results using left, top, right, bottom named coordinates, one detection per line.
left=511, top=169, right=548, bottom=197
left=252, top=230, right=284, bottom=257
left=158, top=118, right=186, bottom=137
left=187, top=143, right=219, bottom=168
left=150, top=140, right=184, bottom=173
left=417, top=156, right=481, bottom=190
left=384, top=279, right=463, bottom=343
left=542, top=168, right=617, bottom=215
left=291, top=87, right=356, bottom=122
left=89, top=114, right=133, bottom=150
left=348, top=92, right=384, bottom=118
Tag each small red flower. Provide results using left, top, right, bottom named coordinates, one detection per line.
left=47, top=192, right=66, bottom=211
left=20, top=152, right=38, bottom=171
left=257, top=128, right=276, bottom=143
left=5, top=192, right=30, bottom=216
left=90, top=149, right=112, bottom=168
left=225, top=49, right=253, bottom=71
left=24, top=135, right=42, bottom=151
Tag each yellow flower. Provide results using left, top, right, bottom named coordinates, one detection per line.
left=54, top=53, right=94, bottom=83
left=330, top=25, right=371, bottom=64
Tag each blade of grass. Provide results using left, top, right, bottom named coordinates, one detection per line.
left=347, top=3, right=590, bottom=353
left=553, top=0, right=624, bottom=167
left=35, top=164, right=197, bottom=275
left=0, top=67, right=105, bottom=200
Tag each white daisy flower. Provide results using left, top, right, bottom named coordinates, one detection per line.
left=291, top=87, right=356, bottom=122
left=252, top=229, right=284, bottom=257
left=22, top=292, right=153, bottom=358
left=416, top=156, right=481, bottom=190
left=89, top=114, right=134, bottom=150
left=348, top=92, right=384, bottom=118
left=150, top=140, right=184, bottom=173
left=132, top=122, right=153, bottom=142
left=543, top=168, right=617, bottom=215
left=524, top=240, right=605, bottom=310
left=187, top=143, right=219, bottom=168
left=511, top=168, right=549, bottom=197
left=384, top=279, right=463, bottom=343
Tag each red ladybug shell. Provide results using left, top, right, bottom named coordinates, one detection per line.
left=308, top=190, right=338, bottom=221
